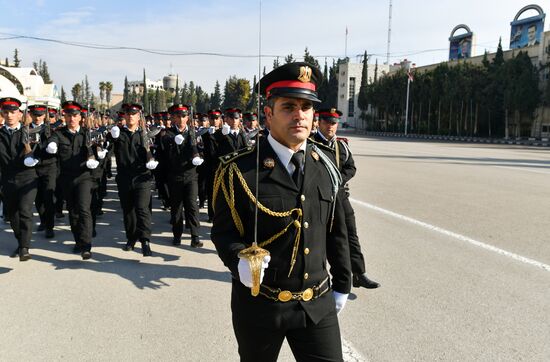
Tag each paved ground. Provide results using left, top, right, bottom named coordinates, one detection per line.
left=1, top=136, right=549, bottom=361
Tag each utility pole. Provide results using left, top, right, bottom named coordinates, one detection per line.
left=386, top=0, right=393, bottom=65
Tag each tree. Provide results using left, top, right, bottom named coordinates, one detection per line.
left=284, top=54, right=294, bottom=64
left=105, top=82, right=113, bottom=108
left=223, top=76, right=250, bottom=110
left=4, top=57, right=8, bottom=66
left=357, top=51, right=370, bottom=112
left=142, top=69, right=149, bottom=110
left=123, top=76, right=129, bottom=104
left=174, top=76, right=180, bottom=104
left=83, top=75, right=91, bottom=106
left=493, top=38, right=504, bottom=67
left=60, top=86, right=67, bottom=104
left=99, top=81, right=106, bottom=108
left=247, top=75, right=259, bottom=112
left=71, top=83, right=82, bottom=102
left=303, top=47, right=320, bottom=68
left=210, top=80, right=222, bottom=109
left=273, top=57, right=280, bottom=69
left=13, top=48, right=20, bottom=67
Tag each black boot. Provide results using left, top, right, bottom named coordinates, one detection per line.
left=191, top=236, right=203, bottom=248
left=45, top=229, right=55, bottom=238
left=172, top=236, right=181, bottom=246
left=19, top=247, right=31, bottom=262
left=37, top=223, right=45, bottom=232
left=353, top=273, right=380, bottom=289
left=141, top=239, right=152, bottom=257
left=122, top=240, right=136, bottom=251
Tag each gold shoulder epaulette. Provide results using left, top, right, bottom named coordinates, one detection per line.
left=218, top=145, right=256, bottom=165
left=307, top=137, right=334, bottom=153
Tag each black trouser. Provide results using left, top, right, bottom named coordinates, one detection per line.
left=342, top=195, right=366, bottom=275
left=232, top=288, right=343, bottom=361
left=206, top=165, right=216, bottom=220
left=97, top=170, right=108, bottom=212
left=197, top=164, right=208, bottom=207
left=35, top=165, right=56, bottom=231
left=154, top=167, right=170, bottom=204
left=169, top=173, right=200, bottom=238
left=117, top=176, right=152, bottom=242
left=3, top=174, right=38, bottom=249
left=54, top=173, right=64, bottom=214
left=91, top=177, right=101, bottom=232
left=62, top=174, right=94, bottom=250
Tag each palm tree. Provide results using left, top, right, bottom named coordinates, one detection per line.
left=105, top=81, right=113, bottom=109
left=99, top=81, right=106, bottom=110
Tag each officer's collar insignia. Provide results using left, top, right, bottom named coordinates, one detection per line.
left=311, top=150, right=319, bottom=161
left=297, top=66, right=312, bottom=83
left=263, top=157, right=275, bottom=168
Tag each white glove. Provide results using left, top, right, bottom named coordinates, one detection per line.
left=110, top=125, right=120, bottom=139
left=174, top=134, right=184, bottom=145
left=46, top=142, right=58, bottom=154
left=237, top=255, right=270, bottom=288
left=222, top=123, right=230, bottom=135
left=208, top=126, right=216, bottom=134
left=24, top=157, right=39, bottom=167
left=86, top=159, right=99, bottom=169
left=333, top=291, right=349, bottom=314
left=97, top=149, right=108, bottom=160
left=192, top=156, right=204, bottom=166
left=146, top=159, right=159, bottom=170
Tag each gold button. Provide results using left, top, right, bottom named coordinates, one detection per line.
left=304, top=273, right=309, bottom=280
left=300, top=195, right=306, bottom=202
left=303, top=222, right=309, bottom=229
left=304, top=248, right=310, bottom=255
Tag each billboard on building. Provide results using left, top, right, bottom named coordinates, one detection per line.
left=449, top=25, right=474, bottom=60
left=510, top=5, right=545, bottom=49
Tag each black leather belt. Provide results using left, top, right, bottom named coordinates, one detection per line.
left=258, top=277, right=330, bottom=302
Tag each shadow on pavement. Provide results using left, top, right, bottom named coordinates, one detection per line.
left=0, top=266, right=12, bottom=274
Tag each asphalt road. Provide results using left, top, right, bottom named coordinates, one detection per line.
left=1, top=136, right=549, bottom=361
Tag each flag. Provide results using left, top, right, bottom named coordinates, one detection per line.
left=407, top=69, right=414, bottom=82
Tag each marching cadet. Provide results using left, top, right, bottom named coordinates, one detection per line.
left=242, top=112, right=259, bottom=132
left=211, top=62, right=351, bottom=361
left=47, top=101, right=99, bottom=260
left=202, top=109, right=223, bottom=222
left=0, top=97, right=41, bottom=261
left=213, top=108, right=248, bottom=157
left=29, top=104, right=57, bottom=238
left=313, top=108, right=380, bottom=289
left=163, top=104, right=204, bottom=247
left=108, top=103, right=157, bottom=256
left=196, top=113, right=210, bottom=209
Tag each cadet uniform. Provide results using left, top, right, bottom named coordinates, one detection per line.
left=108, top=103, right=155, bottom=256
left=313, top=109, right=380, bottom=289
left=211, top=63, right=351, bottom=362
left=213, top=108, right=248, bottom=157
left=49, top=101, right=97, bottom=259
left=162, top=104, right=203, bottom=247
left=29, top=104, right=57, bottom=239
left=0, top=97, right=40, bottom=261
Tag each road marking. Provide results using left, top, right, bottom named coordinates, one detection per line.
left=350, top=198, right=550, bottom=272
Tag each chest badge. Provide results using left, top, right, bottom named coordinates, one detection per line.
left=311, top=150, right=319, bottom=161
left=263, top=157, right=275, bottom=169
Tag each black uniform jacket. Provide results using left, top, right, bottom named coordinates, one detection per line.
left=161, top=126, right=199, bottom=180
left=50, top=126, right=93, bottom=178
left=312, top=132, right=356, bottom=185
left=31, top=123, right=57, bottom=175
left=107, top=127, right=152, bottom=183
left=213, top=128, right=248, bottom=158
left=0, top=126, right=38, bottom=182
left=211, top=137, right=351, bottom=325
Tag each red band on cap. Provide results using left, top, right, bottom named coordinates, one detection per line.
left=173, top=107, right=188, bottom=111
left=32, top=107, right=47, bottom=112
left=64, top=105, right=81, bottom=110
left=2, top=101, right=20, bottom=107
left=319, top=112, right=340, bottom=118
left=266, top=80, right=316, bottom=96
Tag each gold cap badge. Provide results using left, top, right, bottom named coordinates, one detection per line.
left=297, top=66, right=312, bottom=83
left=263, top=158, right=275, bottom=168
left=330, top=108, right=337, bottom=114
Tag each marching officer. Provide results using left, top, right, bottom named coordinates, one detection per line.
left=211, top=62, right=351, bottom=361
left=47, top=101, right=99, bottom=260
left=29, top=104, right=57, bottom=238
left=0, top=97, right=41, bottom=261
left=202, top=109, right=223, bottom=222
left=313, top=108, right=381, bottom=289
left=162, top=104, right=204, bottom=247
left=108, top=103, right=157, bottom=256
left=213, top=108, right=248, bottom=157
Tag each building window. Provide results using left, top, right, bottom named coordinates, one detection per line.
left=348, top=77, right=355, bottom=117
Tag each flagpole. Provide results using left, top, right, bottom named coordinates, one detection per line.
left=345, top=26, right=348, bottom=60
left=404, top=75, right=410, bottom=136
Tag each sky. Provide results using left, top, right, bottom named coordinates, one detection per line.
left=0, top=0, right=545, bottom=95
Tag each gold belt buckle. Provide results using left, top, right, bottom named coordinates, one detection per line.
left=301, top=288, right=314, bottom=301
left=278, top=290, right=293, bottom=302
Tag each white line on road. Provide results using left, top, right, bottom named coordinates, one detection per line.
left=495, top=166, right=550, bottom=175
left=342, top=338, right=367, bottom=362
left=350, top=198, right=550, bottom=273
